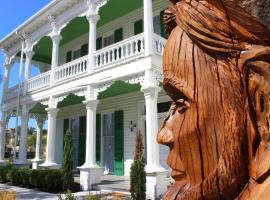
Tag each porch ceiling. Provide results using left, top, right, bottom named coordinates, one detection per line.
left=29, top=81, right=141, bottom=114
left=30, top=103, right=47, bottom=115
left=98, top=81, right=141, bottom=99
left=31, top=0, right=143, bottom=64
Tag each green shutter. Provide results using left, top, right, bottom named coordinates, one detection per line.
left=114, top=110, right=124, bottom=176
left=63, top=119, right=70, bottom=152
left=134, top=19, right=143, bottom=35
left=66, top=51, right=72, bottom=63
left=96, top=114, right=101, bottom=166
left=96, top=37, right=102, bottom=50
left=78, top=116, right=86, bottom=166
left=80, top=43, right=88, bottom=57
left=114, top=28, right=123, bottom=43
left=160, top=10, right=168, bottom=39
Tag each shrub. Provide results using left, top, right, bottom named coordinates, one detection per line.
left=0, top=164, right=13, bottom=182
left=19, top=168, right=30, bottom=186
left=4, top=165, right=64, bottom=192
left=44, top=169, right=64, bottom=192
left=130, top=130, right=146, bottom=200
left=28, top=169, right=39, bottom=188
left=8, top=167, right=20, bottom=185
left=63, top=129, right=74, bottom=191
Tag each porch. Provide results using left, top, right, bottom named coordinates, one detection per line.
left=75, top=175, right=131, bottom=193
left=5, top=32, right=166, bottom=102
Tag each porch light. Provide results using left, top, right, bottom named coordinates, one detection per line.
left=129, top=121, right=136, bottom=132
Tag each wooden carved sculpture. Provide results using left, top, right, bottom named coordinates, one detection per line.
left=157, top=0, right=270, bottom=199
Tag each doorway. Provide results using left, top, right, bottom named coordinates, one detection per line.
left=103, top=113, right=115, bottom=174
left=70, top=118, right=80, bottom=170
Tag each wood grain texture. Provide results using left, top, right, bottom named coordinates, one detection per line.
left=157, top=1, right=270, bottom=199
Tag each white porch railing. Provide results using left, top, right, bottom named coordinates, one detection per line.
left=153, top=33, right=166, bottom=56
left=94, top=33, right=145, bottom=69
left=27, top=71, right=51, bottom=92
left=5, top=85, right=18, bottom=101
left=55, top=55, right=88, bottom=83
left=20, top=34, right=167, bottom=95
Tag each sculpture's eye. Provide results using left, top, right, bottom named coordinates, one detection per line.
left=175, top=98, right=190, bottom=114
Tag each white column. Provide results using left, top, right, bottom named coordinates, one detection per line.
left=24, top=50, right=34, bottom=94
left=40, top=106, right=59, bottom=168
left=142, top=89, right=161, bottom=171
left=50, top=34, right=62, bottom=85
left=0, top=118, right=7, bottom=164
left=3, top=63, right=11, bottom=93
left=32, top=115, right=45, bottom=169
left=78, top=85, right=103, bottom=191
left=86, top=13, right=100, bottom=73
left=24, top=50, right=34, bottom=81
left=141, top=70, right=167, bottom=199
left=143, top=0, right=154, bottom=56
left=17, top=105, right=29, bottom=165
left=84, top=100, right=99, bottom=167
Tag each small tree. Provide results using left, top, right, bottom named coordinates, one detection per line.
left=130, top=130, right=146, bottom=200
left=63, top=129, right=74, bottom=191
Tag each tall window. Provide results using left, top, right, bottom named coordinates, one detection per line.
left=73, top=49, right=81, bottom=60
left=103, top=34, right=114, bottom=47
left=153, top=15, right=161, bottom=36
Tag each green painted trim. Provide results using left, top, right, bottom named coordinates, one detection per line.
left=114, top=110, right=124, bottom=176
left=57, top=93, right=85, bottom=108
left=32, top=1, right=144, bottom=64
left=29, top=103, right=47, bottom=114
left=63, top=118, right=70, bottom=155
left=79, top=116, right=86, bottom=166
left=98, top=81, right=140, bottom=100
left=134, top=19, right=143, bottom=35
left=96, top=114, right=101, bottom=166
left=32, top=36, right=52, bottom=64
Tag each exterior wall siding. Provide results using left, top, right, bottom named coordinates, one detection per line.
left=55, top=89, right=169, bottom=176
left=59, top=0, right=170, bottom=65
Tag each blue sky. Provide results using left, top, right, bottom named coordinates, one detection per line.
left=0, top=1, right=52, bottom=129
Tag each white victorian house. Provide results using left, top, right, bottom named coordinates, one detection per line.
left=0, top=0, right=171, bottom=198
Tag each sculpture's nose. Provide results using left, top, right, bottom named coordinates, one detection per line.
left=157, top=126, right=174, bottom=145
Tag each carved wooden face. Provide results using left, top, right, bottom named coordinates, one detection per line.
left=157, top=26, right=250, bottom=198
left=158, top=0, right=270, bottom=199
left=158, top=26, right=224, bottom=185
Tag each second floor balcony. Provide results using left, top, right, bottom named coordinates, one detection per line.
left=5, top=33, right=166, bottom=102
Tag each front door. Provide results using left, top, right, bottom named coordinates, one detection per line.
left=70, top=118, right=80, bottom=170
left=103, top=113, right=115, bottom=174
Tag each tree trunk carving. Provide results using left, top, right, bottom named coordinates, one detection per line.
left=157, top=1, right=270, bottom=199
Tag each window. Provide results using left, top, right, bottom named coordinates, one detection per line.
left=80, top=43, right=88, bottom=56
left=114, top=28, right=123, bottom=43
left=104, top=34, right=114, bottom=47
left=153, top=11, right=168, bottom=39
left=73, top=49, right=81, bottom=60
left=134, top=19, right=143, bottom=35
left=96, top=37, right=102, bottom=50
left=153, top=15, right=161, bottom=36
left=143, top=101, right=172, bottom=115
left=66, top=51, right=72, bottom=63
left=157, top=101, right=172, bottom=113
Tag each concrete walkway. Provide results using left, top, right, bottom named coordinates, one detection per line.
left=0, top=184, right=58, bottom=200
left=0, top=183, right=131, bottom=200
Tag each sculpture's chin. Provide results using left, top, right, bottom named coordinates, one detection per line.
left=163, top=179, right=187, bottom=200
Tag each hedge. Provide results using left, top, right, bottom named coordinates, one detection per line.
left=0, top=165, right=64, bottom=192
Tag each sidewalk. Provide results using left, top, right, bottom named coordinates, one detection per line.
left=0, top=184, right=131, bottom=200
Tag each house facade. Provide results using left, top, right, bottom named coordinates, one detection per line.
left=0, top=0, right=171, bottom=198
